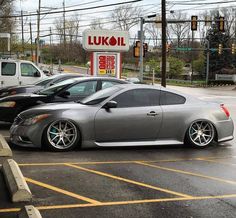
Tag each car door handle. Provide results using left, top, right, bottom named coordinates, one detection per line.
left=147, top=111, right=158, bottom=116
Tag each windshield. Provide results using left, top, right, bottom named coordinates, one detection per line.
left=80, top=86, right=123, bottom=105
left=34, top=75, right=59, bottom=86
left=38, top=79, right=74, bottom=96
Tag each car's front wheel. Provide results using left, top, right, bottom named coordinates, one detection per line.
left=44, top=120, right=80, bottom=151
left=186, top=120, right=215, bottom=148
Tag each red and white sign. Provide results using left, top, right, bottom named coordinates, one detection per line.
left=98, top=54, right=116, bottom=75
left=83, top=30, right=129, bottom=51
left=91, top=52, right=122, bottom=78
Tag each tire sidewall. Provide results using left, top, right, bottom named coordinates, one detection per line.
left=43, top=119, right=80, bottom=151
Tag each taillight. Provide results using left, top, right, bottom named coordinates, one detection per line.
left=10, top=90, right=17, bottom=95
left=221, top=104, right=230, bottom=118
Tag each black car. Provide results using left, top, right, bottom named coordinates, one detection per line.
left=0, top=73, right=83, bottom=98
left=0, top=77, right=128, bottom=123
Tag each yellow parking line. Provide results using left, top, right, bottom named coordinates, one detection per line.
left=1, top=194, right=236, bottom=213
left=25, top=177, right=101, bottom=205
left=197, top=158, right=236, bottom=167
left=135, top=162, right=236, bottom=185
left=18, top=156, right=236, bottom=167
left=65, top=163, right=192, bottom=198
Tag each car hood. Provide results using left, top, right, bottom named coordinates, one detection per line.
left=0, top=93, right=48, bottom=102
left=19, top=102, right=89, bottom=118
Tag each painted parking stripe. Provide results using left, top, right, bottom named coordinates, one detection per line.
left=65, top=163, right=192, bottom=198
left=18, top=156, right=236, bottom=167
left=1, top=194, right=236, bottom=213
left=25, top=177, right=101, bottom=205
left=135, top=162, right=236, bottom=185
left=197, top=158, right=236, bottom=167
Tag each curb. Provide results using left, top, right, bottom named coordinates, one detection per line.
left=2, top=159, right=32, bottom=202
left=0, top=134, right=12, bottom=157
left=18, top=205, right=42, bottom=218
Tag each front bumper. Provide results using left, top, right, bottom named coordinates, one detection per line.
left=10, top=123, right=43, bottom=148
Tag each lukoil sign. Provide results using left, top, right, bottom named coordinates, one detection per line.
left=83, top=30, right=129, bottom=51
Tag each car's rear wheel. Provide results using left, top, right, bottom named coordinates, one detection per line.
left=44, top=120, right=80, bottom=151
left=186, top=120, right=215, bottom=147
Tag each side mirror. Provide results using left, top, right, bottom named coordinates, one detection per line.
left=103, top=101, right=117, bottom=110
left=34, top=71, right=41, bottom=77
left=58, top=91, right=70, bottom=98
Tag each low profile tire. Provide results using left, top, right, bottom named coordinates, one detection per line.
left=186, top=120, right=215, bottom=148
left=43, top=120, right=80, bottom=151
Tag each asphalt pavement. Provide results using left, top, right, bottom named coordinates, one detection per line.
left=0, top=85, right=236, bottom=218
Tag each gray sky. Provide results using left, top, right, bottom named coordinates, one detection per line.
left=14, top=0, right=236, bottom=44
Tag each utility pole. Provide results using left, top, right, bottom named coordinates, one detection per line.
left=36, top=0, right=41, bottom=65
left=63, top=0, right=66, bottom=47
left=191, top=30, right=194, bottom=83
left=139, top=17, right=144, bottom=83
left=21, top=10, right=24, bottom=55
left=206, top=39, right=210, bottom=85
left=29, top=22, right=33, bottom=62
left=161, top=0, right=167, bottom=87
left=50, top=27, right=53, bottom=74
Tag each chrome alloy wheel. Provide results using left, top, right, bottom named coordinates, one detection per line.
left=47, top=120, right=78, bottom=150
left=189, top=121, right=214, bottom=147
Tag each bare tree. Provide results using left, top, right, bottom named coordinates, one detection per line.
left=111, top=4, right=141, bottom=31
left=167, top=11, right=190, bottom=47
left=0, top=0, right=15, bottom=33
left=90, top=19, right=104, bottom=30
left=144, top=23, right=160, bottom=48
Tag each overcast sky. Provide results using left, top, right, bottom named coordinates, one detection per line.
left=14, top=0, right=236, bottom=44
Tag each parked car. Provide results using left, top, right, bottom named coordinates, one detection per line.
left=0, top=77, right=128, bottom=123
left=0, top=73, right=84, bottom=98
left=10, top=84, right=234, bottom=151
left=0, top=59, right=47, bottom=87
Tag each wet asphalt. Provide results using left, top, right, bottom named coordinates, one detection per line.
left=0, top=85, right=236, bottom=218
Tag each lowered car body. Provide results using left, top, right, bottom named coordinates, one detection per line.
left=10, top=85, right=234, bottom=151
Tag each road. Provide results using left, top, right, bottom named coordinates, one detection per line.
left=0, top=85, right=236, bottom=218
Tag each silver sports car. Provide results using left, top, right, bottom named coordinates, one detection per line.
left=10, top=84, right=234, bottom=151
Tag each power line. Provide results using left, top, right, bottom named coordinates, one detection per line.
left=0, top=0, right=142, bottom=19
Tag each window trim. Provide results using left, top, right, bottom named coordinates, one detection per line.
left=112, top=88, right=161, bottom=108
left=20, top=63, right=39, bottom=77
left=1, top=62, right=17, bottom=76
left=160, top=90, right=186, bottom=105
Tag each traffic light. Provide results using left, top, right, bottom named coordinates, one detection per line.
left=218, top=44, right=223, bottom=55
left=232, top=44, right=235, bottom=54
left=191, top=16, right=198, bottom=31
left=133, top=41, right=146, bottom=57
left=218, top=17, right=225, bottom=32
left=166, top=43, right=171, bottom=53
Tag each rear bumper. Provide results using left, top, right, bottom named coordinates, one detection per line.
left=216, top=118, right=234, bottom=143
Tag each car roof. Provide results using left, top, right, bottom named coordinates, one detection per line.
left=65, top=76, right=128, bottom=83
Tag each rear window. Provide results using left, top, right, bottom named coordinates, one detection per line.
left=1, top=62, right=16, bottom=76
left=160, top=91, right=186, bottom=105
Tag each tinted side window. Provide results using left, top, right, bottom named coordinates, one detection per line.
left=21, top=63, right=39, bottom=77
left=112, top=89, right=160, bottom=108
left=1, top=62, right=16, bottom=76
left=101, top=81, right=120, bottom=89
left=160, top=91, right=186, bottom=105
left=66, top=81, right=97, bottom=96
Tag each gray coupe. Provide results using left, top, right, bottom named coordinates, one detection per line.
left=10, top=84, right=234, bottom=151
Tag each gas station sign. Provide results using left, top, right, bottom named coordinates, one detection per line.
left=83, top=30, right=129, bottom=52
left=91, top=52, right=121, bottom=78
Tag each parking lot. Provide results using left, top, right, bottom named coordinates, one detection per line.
left=0, top=86, right=236, bottom=218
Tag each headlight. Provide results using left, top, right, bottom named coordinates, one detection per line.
left=22, top=114, right=50, bottom=126
left=0, top=92, right=9, bottom=97
left=0, top=101, right=16, bottom=107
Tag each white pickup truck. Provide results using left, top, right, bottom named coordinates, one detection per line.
left=0, top=59, right=47, bottom=87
